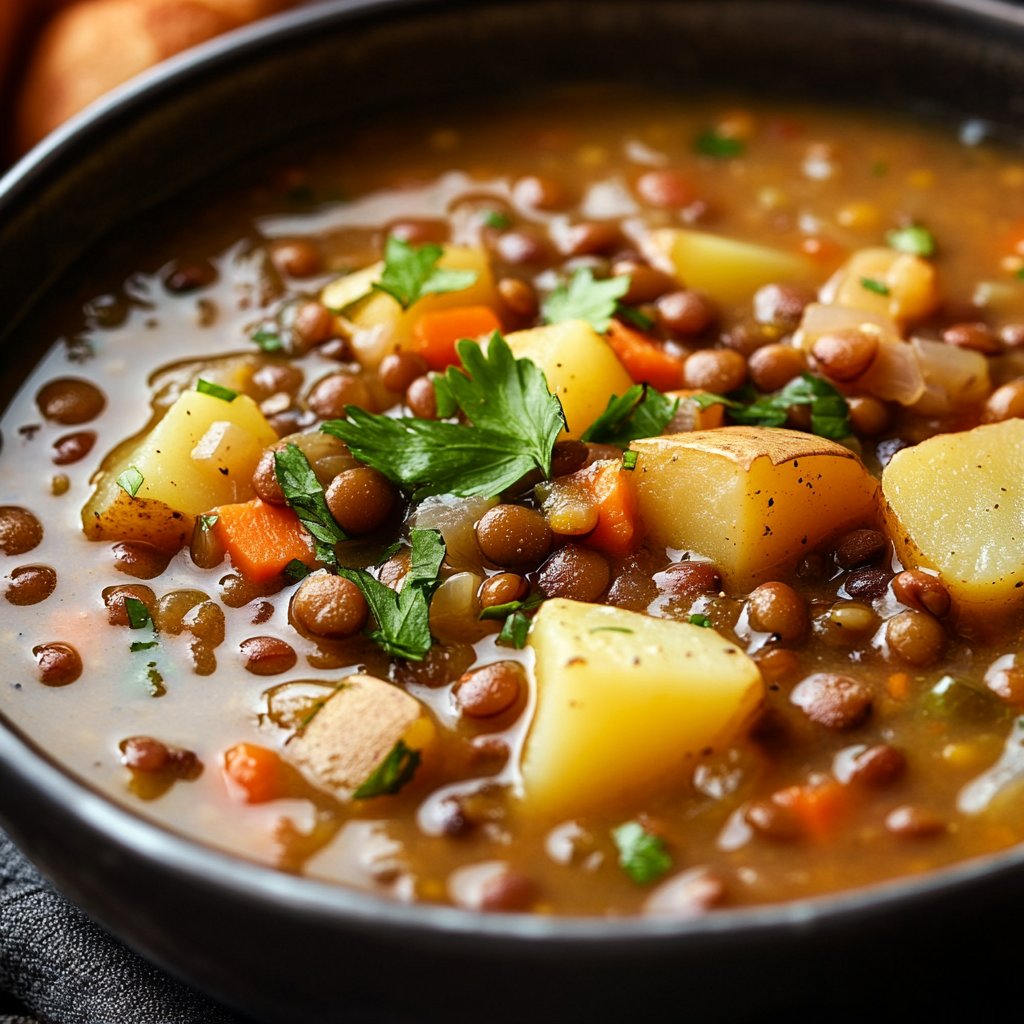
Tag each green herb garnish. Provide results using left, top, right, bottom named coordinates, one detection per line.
left=336, top=528, right=445, bottom=661
left=283, top=559, right=313, bottom=582
left=323, top=334, right=566, bottom=499
left=1015, top=267, right=1024, bottom=281
left=695, top=131, right=746, bottom=159
left=432, top=372, right=458, bottom=419
left=273, top=443, right=346, bottom=568
left=693, top=373, right=851, bottom=440
left=591, top=626, right=634, bottom=634
left=372, top=236, right=477, bottom=310
left=622, top=450, right=638, bottom=471
left=251, top=328, right=284, bottom=352
left=116, top=466, right=144, bottom=498
left=612, top=821, right=672, bottom=885
left=498, top=609, right=532, bottom=649
left=124, top=597, right=152, bottom=631
left=615, top=303, right=655, bottom=331
left=542, top=267, right=631, bottom=333
left=582, top=384, right=679, bottom=448
left=689, top=613, right=712, bottom=628
left=886, top=224, right=935, bottom=258
left=198, top=514, right=219, bottom=531
left=353, top=740, right=422, bottom=799
left=859, top=276, right=891, bottom=297
left=196, top=379, right=238, bottom=402
left=482, top=210, right=511, bottom=230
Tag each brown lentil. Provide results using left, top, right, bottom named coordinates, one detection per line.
left=291, top=575, right=368, bottom=639
left=811, top=329, right=878, bottom=382
left=325, top=467, right=397, bottom=535
left=655, top=290, right=717, bottom=337
left=513, top=174, right=570, bottom=211
left=33, top=642, right=82, bottom=687
left=112, top=542, right=172, bottom=580
left=790, top=672, right=872, bottom=730
left=307, top=373, right=373, bottom=419
left=892, top=570, right=951, bottom=617
left=752, top=283, right=811, bottom=328
left=405, top=375, right=439, bottom=419
left=240, top=636, right=298, bottom=676
left=884, top=805, right=946, bottom=839
left=36, top=378, right=106, bottom=424
left=536, top=544, right=610, bottom=601
left=635, top=169, right=696, bottom=208
left=6, top=565, right=57, bottom=606
left=885, top=610, right=946, bottom=667
left=52, top=431, right=96, bottom=465
left=847, top=744, right=907, bottom=788
left=844, top=567, right=892, bottom=601
left=746, top=582, right=808, bottom=643
left=655, top=561, right=722, bottom=598
left=683, top=348, right=747, bottom=393
left=0, top=507, right=43, bottom=555
left=270, top=239, right=322, bottom=278
left=454, top=662, right=525, bottom=718
left=496, top=277, right=539, bottom=319
left=611, top=260, right=676, bottom=304
left=379, top=352, right=428, bottom=393
left=834, top=529, right=887, bottom=569
left=747, top=344, right=805, bottom=392
left=983, top=378, right=1024, bottom=422
left=941, top=321, right=1000, bottom=354
left=102, top=584, right=156, bottom=626
left=563, top=221, right=621, bottom=256
left=476, top=505, right=552, bottom=567
left=479, top=573, right=528, bottom=609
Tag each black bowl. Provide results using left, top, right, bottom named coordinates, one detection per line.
left=3, top=1, right=1024, bottom=1020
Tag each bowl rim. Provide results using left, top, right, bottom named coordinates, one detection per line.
left=3, top=0, right=1024, bottom=951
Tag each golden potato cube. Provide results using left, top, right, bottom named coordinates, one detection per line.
left=82, top=389, right=276, bottom=548
left=506, top=319, right=633, bottom=439
left=629, top=427, right=878, bottom=588
left=321, top=246, right=497, bottom=368
left=882, top=419, right=1024, bottom=620
left=649, top=227, right=818, bottom=308
left=822, top=246, right=938, bottom=326
left=521, top=599, right=763, bottom=817
left=288, top=673, right=435, bottom=800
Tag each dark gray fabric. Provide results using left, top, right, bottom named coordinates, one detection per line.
left=0, top=830, right=245, bottom=1024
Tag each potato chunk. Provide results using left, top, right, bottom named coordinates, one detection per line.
left=882, top=419, right=1024, bottom=620
left=649, top=227, right=818, bottom=308
left=321, top=246, right=497, bottom=368
left=82, top=390, right=276, bottom=549
left=521, top=599, right=762, bottom=816
left=288, top=673, right=435, bottom=800
left=821, top=247, right=939, bottom=326
left=506, top=319, right=633, bottom=439
left=629, top=427, right=878, bottom=588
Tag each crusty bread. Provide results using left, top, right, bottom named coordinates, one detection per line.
left=16, top=0, right=297, bottom=152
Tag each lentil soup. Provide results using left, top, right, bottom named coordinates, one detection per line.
left=4, top=91, right=1024, bottom=917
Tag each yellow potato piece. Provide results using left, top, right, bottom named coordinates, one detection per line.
left=629, top=427, right=878, bottom=588
left=288, top=673, right=435, bottom=800
left=882, top=419, right=1024, bottom=621
left=506, top=319, right=633, bottom=439
left=82, top=389, right=276, bottom=548
left=649, top=227, right=818, bottom=308
left=521, top=599, right=763, bottom=817
left=320, top=246, right=497, bottom=368
left=821, top=246, right=939, bottom=326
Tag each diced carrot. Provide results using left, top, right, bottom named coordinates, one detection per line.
left=665, top=389, right=726, bottom=431
left=605, top=320, right=684, bottom=391
left=887, top=672, right=911, bottom=700
left=412, top=305, right=502, bottom=370
left=774, top=780, right=849, bottom=842
left=214, top=498, right=314, bottom=582
left=223, top=742, right=285, bottom=803
left=571, top=460, right=642, bottom=558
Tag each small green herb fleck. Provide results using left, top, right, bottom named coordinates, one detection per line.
left=373, top=236, right=477, bottom=310
left=124, top=597, right=152, bottom=631
left=689, top=613, right=712, bottom=628
left=145, top=661, right=165, bottom=698
left=116, top=466, right=144, bottom=498
left=497, top=609, right=532, bottom=649
left=353, top=740, right=421, bottom=799
left=612, top=821, right=672, bottom=885
left=695, top=131, right=745, bottom=159
left=198, top=514, right=219, bottom=532
left=283, top=559, right=313, bottom=582
left=542, top=267, right=631, bottom=333
left=871, top=160, right=889, bottom=177
left=479, top=592, right=543, bottom=622
left=886, top=225, right=935, bottom=258
left=615, top=303, right=655, bottom=331
left=196, top=379, right=238, bottom=402
left=130, top=640, right=159, bottom=653
left=859, top=276, right=891, bottom=297
left=251, top=328, right=283, bottom=352
left=482, top=209, right=511, bottom=230
left=590, top=626, right=634, bottom=634
left=622, top=450, right=638, bottom=471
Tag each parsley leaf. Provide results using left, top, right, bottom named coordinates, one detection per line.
left=886, top=225, right=935, bottom=257
left=479, top=592, right=542, bottom=622
left=582, top=384, right=679, bottom=447
left=283, top=558, right=313, bottom=582
left=695, top=131, right=746, bottom=159
left=124, top=596, right=152, bottom=631
left=372, top=236, right=477, bottom=310
left=860, top=276, right=890, bottom=297
left=612, top=821, right=672, bottom=885
left=353, top=740, right=421, bottom=799
left=689, top=613, right=712, bottom=628
left=196, top=379, right=238, bottom=402
left=622, top=450, right=638, bottom=471
left=498, top=609, right=532, bottom=649
left=542, top=268, right=631, bottom=333
left=693, top=373, right=851, bottom=440
left=322, top=334, right=566, bottom=499
left=251, top=328, right=283, bottom=352
left=336, top=528, right=445, bottom=661
left=273, top=444, right=346, bottom=567
left=116, top=466, right=144, bottom=498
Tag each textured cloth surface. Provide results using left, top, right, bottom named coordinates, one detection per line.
left=0, top=830, right=245, bottom=1024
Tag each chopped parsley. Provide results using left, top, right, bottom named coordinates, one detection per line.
left=336, top=528, right=445, bottom=661
left=693, top=373, right=851, bottom=440
left=615, top=303, right=655, bottom=331
left=695, top=130, right=746, bottom=159
left=273, top=444, right=347, bottom=568
left=283, top=558, right=313, bottom=582
left=886, top=224, right=935, bottom=258
left=498, top=609, right=532, bottom=649
left=542, top=267, right=631, bottom=333
left=482, top=209, right=511, bottom=230
left=251, top=328, right=284, bottom=352
left=612, top=821, right=672, bottom=885
left=622, top=450, right=638, bottom=471
left=859, top=276, right=891, bottom=297
left=1015, top=267, right=1024, bottom=281
left=322, top=333, right=566, bottom=499
left=372, top=236, right=477, bottom=310
left=582, top=384, right=679, bottom=447
left=198, top=514, right=219, bottom=531
left=124, top=596, right=152, bottom=631
left=591, top=626, right=634, bottom=634
left=689, top=613, right=712, bottom=628
left=116, top=466, right=144, bottom=498
left=353, top=740, right=422, bottom=799
left=195, top=379, right=238, bottom=402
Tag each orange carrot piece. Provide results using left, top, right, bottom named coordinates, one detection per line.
left=412, top=305, right=502, bottom=370
left=605, top=320, right=684, bottom=391
left=223, top=743, right=285, bottom=803
left=665, top=389, right=726, bottom=431
left=573, top=460, right=642, bottom=558
left=214, top=498, right=314, bottom=582
left=887, top=672, right=911, bottom=700
left=774, top=780, right=849, bottom=842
